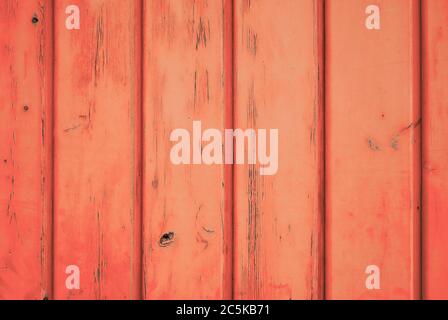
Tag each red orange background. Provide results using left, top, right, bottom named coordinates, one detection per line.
left=0, top=0, right=447, bottom=300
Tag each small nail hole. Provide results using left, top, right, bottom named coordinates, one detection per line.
left=23, top=105, right=29, bottom=112
left=32, top=16, right=39, bottom=24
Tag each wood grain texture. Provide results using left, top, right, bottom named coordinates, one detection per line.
left=53, top=0, right=142, bottom=299
left=0, top=0, right=53, bottom=300
left=233, top=0, right=324, bottom=299
left=422, top=0, right=448, bottom=300
left=326, top=0, right=421, bottom=299
left=3, top=0, right=448, bottom=301
left=142, top=0, right=232, bottom=299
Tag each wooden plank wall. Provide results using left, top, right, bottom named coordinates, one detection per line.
left=0, top=0, right=53, bottom=300
left=326, top=0, right=421, bottom=299
left=142, top=0, right=232, bottom=299
left=422, top=0, right=448, bottom=300
left=233, top=0, right=324, bottom=300
left=53, top=0, right=142, bottom=299
left=0, top=0, right=448, bottom=300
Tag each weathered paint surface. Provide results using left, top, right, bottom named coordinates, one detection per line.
left=422, top=0, right=448, bottom=300
left=2, top=0, right=448, bottom=301
left=326, top=0, right=421, bottom=299
left=233, top=0, right=324, bottom=299
left=0, top=0, right=53, bottom=300
left=53, top=0, right=142, bottom=299
left=142, top=0, right=232, bottom=299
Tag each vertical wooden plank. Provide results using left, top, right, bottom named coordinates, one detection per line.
left=233, top=0, right=324, bottom=299
left=142, top=0, right=232, bottom=299
left=0, top=0, right=53, bottom=300
left=53, top=0, right=142, bottom=299
left=326, top=0, right=421, bottom=299
left=422, top=0, right=448, bottom=300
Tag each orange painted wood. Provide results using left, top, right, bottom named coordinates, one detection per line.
left=5, top=0, right=448, bottom=301
left=0, top=0, right=53, bottom=300
left=233, top=0, right=324, bottom=299
left=142, top=0, right=232, bottom=299
left=53, top=0, right=142, bottom=299
left=326, top=0, right=421, bottom=299
left=422, top=0, right=448, bottom=300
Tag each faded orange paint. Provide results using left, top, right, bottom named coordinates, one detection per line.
left=2, top=0, right=448, bottom=301
left=233, top=0, right=324, bottom=299
left=142, top=0, right=232, bottom=300
left=326, top=0, right=421, bottom=299
left=422, top=0, right=448, bottom=300
left=53, top=0, right=142, bottom=299
left=0, top=0, right=53, bottom=300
